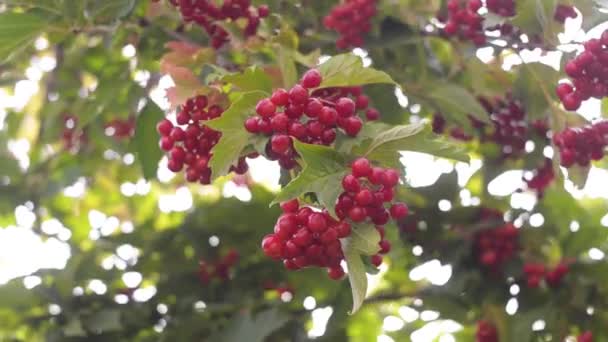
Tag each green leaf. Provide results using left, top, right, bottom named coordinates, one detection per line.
left=217, top=308, right=289, bottom=342
left=511, top=0, right=561, bottom=44
left=353, top=123, right=470, bottom=166
left=0, top=12, right=51, bottom=62
left=221, top=67, right=272, bottom=93
left=133, top=102, right=164, bottom=180
left=318, top=53, right=396, bottom=89
left=349, top=224, right=381, bottom=255
left=342, top=238, right=369, bottom=314
left=63, top=318, right=86, bottom=337
left=84, top=0, right=135, bottom=21
left=427, top=83, right=490, bottom=125
left=364, top=84, right=408, bottom=125
left=513, top=63, right=559, bottom=120
left=271, top=141, right=349, bottom=216
left=206, top=91, right=267, bottom=179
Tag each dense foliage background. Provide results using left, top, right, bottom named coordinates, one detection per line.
left=0, top=0, right=608, bottom=341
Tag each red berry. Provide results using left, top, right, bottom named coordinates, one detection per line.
left=159, top=136, right=174, bottom=151
left=562, top=93, right=582, bottom=111
left=270, top=113, right=289, bottom=132
left=262, top=234, right=284, bottom=259
left=390, top=203, right=409, bottom=219
left=280, top=199, right=299, bottom=213
left=355, top=95, right=369, bottom=110
left=556, top=83, right=573, bottom=99
left=256, top=98, right=277, bottom=117
left=335, top=97, right=355, bottom=117
left=305, top=98, right=323, bottom=117
left=351, top=157, right=372, bottom=178
left=355, top=189, right=374, bottom=206
left=343, top=116, right=363, bottom=136
left=271, top=134, right=291, bottom=154
left=289, top=84, right=309, bottom=104
left=157, top=119, right=173, bottom=136
left=342, top=174, right=360, bottom=193
left=328, top=266, right=345, bottom=280
left=300, top=69, right=322, bottom=88
left=371, top=254, right=382, bottom=267
left=271, top=88, right=289, bottom=106
left=319, top=106, right=338, bottom=125
left=365, top=108, right=380, bottom=120
left=348, top=206, right=366, bottom=222
left=307, top=213, right=328, bottom=232
left=379, top=240, right=391, bottom=254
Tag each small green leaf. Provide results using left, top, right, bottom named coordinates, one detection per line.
left=133, top=102, right=164, bottom=180
left=271, top=141, right=349, bottom=216
left=428, top=83, right=490, bottom=125
left=513, top=63, right=559, bottom=119
left=353, top=123, right=470, bottom=166
left=63, top=318, right=86, bottom=337
left=349, top=224, right=381, bottom=255
left=342, top=238, right=369, bottom=314
left=0, top=12, right=51, bottom=62
left=318, top=53, right=396, bottom=89
left=206, top=91, right=267, bottom=180
left=221, top=67, right=272, bottom=93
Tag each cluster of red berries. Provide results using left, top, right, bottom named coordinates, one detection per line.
left=474, top=223, right=518, bottom=272
left=261, top=199, right=352, bottom=280
left=322, top=0, right=377, bottom=49
left=168, top=0, right=269, bottom=49
left=557, top=30, right=608, bottom=111
left=104, top=118, right=135, bottom=141
left=434, top=95, right=545, bottom=159
left=157, top=95, right=250, bottom=184
left=523, top=261, right=569, bottom=288
left=61, top=114, right=86, bottom=152
left=336, top=158, right=409, bottom=225
left=552, top=121, right=608, bottom=167
left=485, top=0, right=516, bottom=17
left=198, top=249, right=240, bottom=284
left=442, top=0, right=486, bottom=46
left=524, top=158, right=555, bottom=195
left=554, top=4, right=578, bottom=23
left=578, top=331, right=594, bottom=342
left=244, top=69, right=377, bottom=169
left=476, top=320, right=498, bottom=342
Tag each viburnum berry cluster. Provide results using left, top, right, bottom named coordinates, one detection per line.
left=168, top=0, right=269, bottom=49
left=524, top=158, right=555, bottom=195
left=198, top=249, right=240, bottom=284
left=157, top=95, right=250, bottom=184
left=442, top=0, right=486, bottom=46
left=474, top=223, right=518, bottom=272
left=323, top=0, right=377, bottom=49
left=434, top=95, right=546, bottom=159
left=554, top=4, right=578, bottom=23
left=104, top=118, right=135, bottom=141
left=485, top=0, right=516, bottom=17
left=261, top=199, right=352, bottom=280
left=552, top=121, right=608, bottom=167
left=61, top=114, right=86, bottom=152
left=523, top=261, right=570, bottom=288
left=244, top=69, right=378, bottom=169
left=476, top=320, right=498, bottom=342
left=557, top=30, right=608, bottom=111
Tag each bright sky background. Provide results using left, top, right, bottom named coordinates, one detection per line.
left=0, top=10, right=607, bottom=341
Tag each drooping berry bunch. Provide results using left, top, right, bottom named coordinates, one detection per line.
left=554, top=4, right=578, bottom=23
left=434, top=95, right=546, bottom=159
left=245, top=69, right=377, bottom=169
left=476, top=320, right=498, bottom=342
left=168, top=0, right=269, bottom=49
left=485, top=0, right=516, bottom=17
left=261, top=199, right=352, bottom=280
left=578, top=331, right=594, bottom=342
left=474, top=223, right=519, bottom=273
left=524, top=158, right=555, bottom=195
left=61, top=114, right=87, bottom=152
left=442, top=0, right=486, bottom=46
left=104, top=118, right=135, bottom=141
left=557, top=30, right=608, bottom=111
left=523, top=261, right=570, bottom=289
left=157, top=95, right=250, bottom=184
left=552, top=121, right=608, bottom=167
left=322, top=0, right=378, bottom=49
left=198, top=249, right=240, bottom=284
